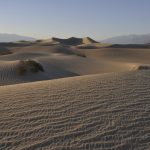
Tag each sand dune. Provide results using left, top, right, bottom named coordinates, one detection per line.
left=0, top=51, right=139, bottom=86
left=0, top=71, right=150, bottom=149
left=82, top=37, right=98, bottom=44
left=39, top=37, right=99, bottom=46
left=0, top=38, right=150, bottom=149
left=78, top=47, right=150, bottom=64
left=0, top=43, right=150, bottom=86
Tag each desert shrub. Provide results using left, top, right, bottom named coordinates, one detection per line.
left=26, top=60, right=44, bottom=73
left=16, top=60, right=44, bottom=75
left=16, top=61, right=27, bottom=75
left=17, top=66, right=27, bottom=75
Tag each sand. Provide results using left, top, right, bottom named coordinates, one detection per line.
left=0, top=71, right=150, bottom=149
left=0, top=43, right=149, bottom=86
left=0, top=38, right=150, bottom=149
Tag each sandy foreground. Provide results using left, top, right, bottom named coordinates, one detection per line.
left=0, top=39, right=150, bottom=149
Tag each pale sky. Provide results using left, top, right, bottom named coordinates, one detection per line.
left=0, top=0, right=150, bottom=40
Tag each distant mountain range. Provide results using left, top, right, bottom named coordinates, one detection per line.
left=0, top=34, right=36, bottom=42
left=102, top=34, right=150, bottom=44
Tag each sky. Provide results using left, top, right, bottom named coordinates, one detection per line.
left=0, top=0, right=150, bottom=40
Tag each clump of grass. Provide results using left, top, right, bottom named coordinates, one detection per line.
left=26, top=60, right=44, bottom=73
left=16, top=61, right=27, bottom=75
left=16, top=60, right=44, bottom=75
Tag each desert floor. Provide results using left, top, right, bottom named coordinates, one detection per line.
left=0, top=39, right=150, bottom=150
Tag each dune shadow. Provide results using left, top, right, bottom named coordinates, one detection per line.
left=108, top=44, right=150, bottom=49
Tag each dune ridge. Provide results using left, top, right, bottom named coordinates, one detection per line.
left=47, top=37, right=98, bottom=45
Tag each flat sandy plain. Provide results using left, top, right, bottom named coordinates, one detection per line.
left=0, top=37, right=150, bottom=150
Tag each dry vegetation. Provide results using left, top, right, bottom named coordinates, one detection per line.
left=16, top=60, right=44, bottom=75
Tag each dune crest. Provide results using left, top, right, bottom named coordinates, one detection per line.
left=82, top=37, right=98, bottom=44
left=49, top=37, right=98, bottom=45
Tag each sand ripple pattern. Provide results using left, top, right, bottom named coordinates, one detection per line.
left=0, top=71, right=150, bottom=150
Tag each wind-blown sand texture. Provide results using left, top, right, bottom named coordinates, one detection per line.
left=0, top=72, right=150, bottom=150
left=0, top=38, right=150, bottom=149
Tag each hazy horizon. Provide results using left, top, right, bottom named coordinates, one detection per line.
left=0, top=0, right=150, bottom=40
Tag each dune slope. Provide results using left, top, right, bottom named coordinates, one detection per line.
left=0, top=42, right=150, bottom=87
left=0, top=71, right=150, bottom=150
